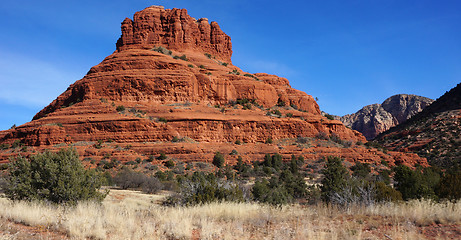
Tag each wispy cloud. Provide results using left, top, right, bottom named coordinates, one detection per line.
left=236, top=58, right=297, bottom=79
left=0, top=50, right=79, bottom=108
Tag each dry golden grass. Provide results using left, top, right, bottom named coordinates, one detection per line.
left=0, top=190, right=460, bottom=239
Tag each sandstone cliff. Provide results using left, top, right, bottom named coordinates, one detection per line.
left=0, top=6, right=427, bottom=169
left=116, top=6, right=232, bottom=63
left=341, top=94, right=433, bottom=140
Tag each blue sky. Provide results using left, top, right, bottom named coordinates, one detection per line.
left=1, top=0, right=460, bottom=130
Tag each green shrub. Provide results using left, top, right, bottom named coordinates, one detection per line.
left=158, top=117, right=168, bottom=123
left=242, top=103, right=252, bottom=110
left=98, top=159, right=119, bottom=169
left=199, top=65, right=206, bottom=69
left=380, top=159, right=389, bottom=167
left=176, top=54, right=188, bottom=61
left=234, top=140, right=241, bottom=145
left=325, top=114, right=335, bottom=120
left=271, top=110, right=282, bottom=116
left=229, top=69, right=240, bottom=75
left=212, top=152, right=225, bottom=168
left=315, top=131, right=329, bottom=140
left=94, top=140, right=103, bottom=149
left=221, top=62, right=228, bottom=66
left=0, top=176, right=7, bottom=193
left=377, top=169, right=391, bottom=185
left=144, top=164, right=158, bottom=171
left=0, top=164, right=8, bottom=171
left=277, top=99, right=286, bottom=107
left=328, top=178, right=376, bottom=206
left=252, top=179, right=270, bottom=200
left=374, top=182, right=402, bottom=202
left=229, top=149, right=238, bottom=155
left=351, top=162, right=371, bottom=179
left=185, top=163, right=192, bottom=170
left=236, top=98, right=249, bottom=105
left=290, top=104, right=298, bottom=110
left=261, top=153, right=283, bottom=170
left=101, top=171, right=113, bottom=186
left=187, top=64, right=194, bottom=68
left=265, top=138, right=273, bottom=144
left=289, top=156, right=299, bottom=174
left=436, top=171, right=461, bottom=200
left=164, top=160, right=175, bottom=169
left=11, top=140, right=22, bottom=149
left=393, top=165, right=439, bottom=200
left=279, top=170, right=307, bottom=198
left=252, top=179, right=291, bottom=206
left=152, top=46, right=172, bottom=55
left=320, top=156, right=349, bottom=202
left=204, top=53, right=212, bottom=59
left=155, top=171, right=167, bottom=181
left=166, top=172, right=245, bottom=206
left=252, top=172, right=307, bottom=206
left=234, top=156, right=245, bottom=172
left=158, top=153, right=167, bottom=160
left=146, top=155, right=155, bottom=162
left=116, top=105, right=125, bottom=112
left=306, top=185, right=322, bottom=205
left=296, top=136, right=309, bottom=144
left=329, top=133, right=343, bottom=145
left=0, top=143, right=9, bottom=150
left=5, top=148, right=107, bottom=204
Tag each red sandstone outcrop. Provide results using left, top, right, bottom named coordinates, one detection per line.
left=0, top=6, right=427, bottom=168
left=116, top=6, right=232, bottom=63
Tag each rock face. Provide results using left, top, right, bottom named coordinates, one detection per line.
left=116, top=6, right=232, bottom=63
left=0, top=6, right=427, bottom=169
left=375, top=83, right=461, bottom=169
left=341, top=94, right=433, bottom=140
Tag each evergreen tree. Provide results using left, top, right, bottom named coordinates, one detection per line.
left=320, top=156, right=349, bottom=201
left=6, top=148, right=106, bottom=204
left=212, top=152, right=225, bottom=168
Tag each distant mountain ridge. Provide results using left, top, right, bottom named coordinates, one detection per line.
left=375, top=83, right=461, bottom=169
left=340, top=94, right=433, bottom=140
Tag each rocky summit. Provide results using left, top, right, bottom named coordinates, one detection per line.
left=341, top=94, right=433, bottom=140
left=375, top=83, right=461, bottom=169
left=0, top=6, right=427, bottom=169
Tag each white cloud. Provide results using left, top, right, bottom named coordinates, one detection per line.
left=0, top=50, right=80, bottom=108
left=236, top=58, right=297, bottom=78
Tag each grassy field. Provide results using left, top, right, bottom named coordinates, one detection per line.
left=0, top=189, right=460, bottom=239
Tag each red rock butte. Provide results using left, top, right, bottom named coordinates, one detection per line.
left=0, top=6, right=427, bottom=168
left=117, top=6, right=232, bottom=63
